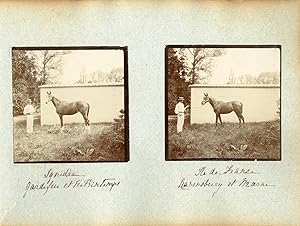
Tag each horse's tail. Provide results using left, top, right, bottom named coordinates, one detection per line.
left=240, top=102, right=243, bottom=113
left=87, top=103, right=90, bottom=117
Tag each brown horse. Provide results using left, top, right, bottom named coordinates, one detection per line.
left=46, top=91, right=90, bottom=132
left=201, top=92, right=244, bottom=127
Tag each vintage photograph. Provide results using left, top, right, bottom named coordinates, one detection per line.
left=13, top=47, right=128, bottom=162
left=166, top=45, right=281, bottom=160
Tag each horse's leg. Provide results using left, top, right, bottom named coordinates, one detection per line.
left=219, top=115, right=223, bottom=125
left=81, top=112, right=90, bottom=133
left=215, top=114, right=218, bottom=127
left=80, top=112, right=87, bottom=128
left=238, top=114, right=245, bottom=127
left=86, top=104, right=90, bottom=132
left=59, top=115, right=64, bottom=133
left=234, top=111, right=241, bottom=127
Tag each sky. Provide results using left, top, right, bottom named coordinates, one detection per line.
left=61, top=49, right=124, bottom=84
left=207, top=48, right=280, bottom=84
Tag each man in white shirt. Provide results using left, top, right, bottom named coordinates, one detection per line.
left=23, top=99, right=35, bottom=133
left=174, top=97, right=189, bottom=133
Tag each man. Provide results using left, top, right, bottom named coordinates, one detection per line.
left=23, top=99, right=35, bottom=133
left=174, top=97, right=189, bottom=133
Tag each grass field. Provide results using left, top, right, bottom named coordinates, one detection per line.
left=13, top=115, right=127, bottom=162
left=168, top=119, right=280, bottom=160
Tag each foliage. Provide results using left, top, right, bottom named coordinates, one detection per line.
left=179, top=48, right=225, bottom=84
left=276, top=99, right=280, bottom=118
left=99, top=109, right=125, bottom=153
left=227, top=71, right=280, bottom=85
left=12, top=50, right=40, bottom=116
left=167, top=48, right=190, bottom=114
left=76, top=67, right=124, bottom=84
left=168, top=120, right=280, bottom=160
left=32, top=50, right=70, bottom=84
left=256, top=72, right=280, bottom=84
left=12, top=50, right=67, bottom=116
left=167, top=48, right=224, bottom=114
left=106, top=67, right=124, bottom=83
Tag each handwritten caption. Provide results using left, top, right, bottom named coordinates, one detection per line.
left=177, top=165, right=275, bottom=197
left=23, top=168, right=120, bottom=198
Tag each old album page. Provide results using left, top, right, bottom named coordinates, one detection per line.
left=0, top=1, right=300, bottom=226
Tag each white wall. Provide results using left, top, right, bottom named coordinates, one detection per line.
left=190, top=85, right=280, bottom=124
left=40, top=84, right=124, bottom=125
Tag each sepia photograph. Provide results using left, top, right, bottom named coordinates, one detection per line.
left=165, top=45, right=281, bottom=161
left=12, top=47, right=129, bottom=163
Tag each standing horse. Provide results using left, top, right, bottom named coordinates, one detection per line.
left=46, top=91, right=90, bottom=132
left=201, top=92, right=245, bottom=127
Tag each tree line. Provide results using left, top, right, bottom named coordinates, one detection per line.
left=12, top=49, right=124, bottom=116
left=227, top=71, right=279, bottom=85
left=12, top=50, right=66, bottom=116
left=167, top=47, right=280, bottom=114
left=76, top=67, right=124, bottom=84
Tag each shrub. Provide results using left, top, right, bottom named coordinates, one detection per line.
left=93, top=109, right=125, bottom=159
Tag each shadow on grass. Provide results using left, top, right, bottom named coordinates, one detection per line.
left=167, top=120, right=280, bottom=160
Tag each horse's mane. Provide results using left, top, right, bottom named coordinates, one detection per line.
left=209, top=96, right=216, bottom=102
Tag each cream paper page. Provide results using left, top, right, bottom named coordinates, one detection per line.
left=0, top=1, right=300, bottom=225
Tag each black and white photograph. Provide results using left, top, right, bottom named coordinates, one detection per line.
left=13, top=47, right=129, bottom=162
left=166, top=45, right=281, bottom=161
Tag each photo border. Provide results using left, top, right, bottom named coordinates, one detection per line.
left=165, top=44, right=282, bottom=161
left=12, top=46, right=129, bottom=163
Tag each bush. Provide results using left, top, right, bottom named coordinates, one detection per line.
left=93, top=109, right=125, bottom=158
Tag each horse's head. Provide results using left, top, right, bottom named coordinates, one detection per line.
left=201, top=92, right=209, bottom=105
left=46, top=91, right=53, bottom=104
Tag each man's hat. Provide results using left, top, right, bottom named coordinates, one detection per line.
left=178, top=97, right=184, bottom=101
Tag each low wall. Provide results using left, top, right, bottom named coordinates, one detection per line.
left=190, top=84, right=280, bottom=124
left=39, top=84, right=124, bottom=126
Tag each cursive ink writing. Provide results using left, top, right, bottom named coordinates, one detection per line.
left=44, top=168, right=84, bottom=183
left=222, top=165, right=258, bottom=175
left=178, top=178, right=223, bottom=197
left=23, top=179, right=59, bottom=198
left=239, top=178, right=275, bottom=188
left=63, top=178, right=120, bottom=191
left=195, top=165, right=258, bottom=177
left=180, top=165, right=275, bottom=197
left=23, top=168, right=121, bottom=198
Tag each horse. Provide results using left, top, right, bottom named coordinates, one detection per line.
left=46, top=91, right=90, bottom=132
left=201, top=92, right=245, bottom=127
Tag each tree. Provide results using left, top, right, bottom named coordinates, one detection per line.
left=79, top=66, right=88, bottom=83
left=33, top=50, right=70, bottom=84
left=226, top=71, right=280, bottom=85
left=167, top=48, right=189, bottom=114
left=167, top=47, right=224, bottom=114
left=12, top=50, right=39, bottom=116
left=227, top=69, right=236, bottom=84
left=179, top=48, right=225, bottom=84
left=256, top=72, right=279, bottom=84
left=75, top=68, right=124, bottom=84
left=106, top=67, right=124, bottom=83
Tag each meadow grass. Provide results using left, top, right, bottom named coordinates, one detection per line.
left=13, top=116, right=126, bottom=162
left=168, top=120, right=280, bottom=160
